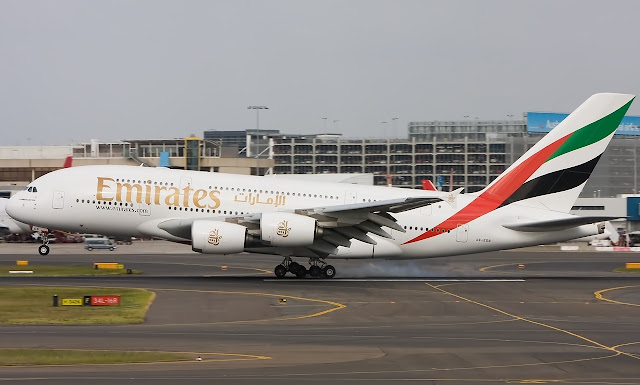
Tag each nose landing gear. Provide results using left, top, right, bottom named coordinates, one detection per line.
left=37, top=229, right=50, bottom=255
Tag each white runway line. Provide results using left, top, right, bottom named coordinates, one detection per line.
left=265, top=278, right=526, bottom=282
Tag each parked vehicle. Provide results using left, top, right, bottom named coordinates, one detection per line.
left=84, top=238, right=117, bottom=251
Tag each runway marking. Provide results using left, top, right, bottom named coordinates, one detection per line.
left=141, top=287, right=346, bottom=326
left=479, top=261, right=550, bottom=273
left=184, top=352, right=620, bottom=379
left=267, top=278, right=526, bottom=282
left=10, top=283, right=346, bottom=325
left=425, top=282, right=640, bottom=361
left=594, top=285, right=640, bottom=307
left=125, top=261, right=272, bottom=275
left=411, top=336, right=602, bottom=350
left=0, top=348, right=270, bottom=367
left=613, top=341, right=640, bottom=349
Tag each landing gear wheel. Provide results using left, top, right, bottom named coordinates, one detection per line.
left=38, top=245, right=50, bottom=256
left=309, top=265, right=322, bottom=277
left=295, top=266, right=307, bottom=278
left=274, top=264, right=287, bottom=278
left=323, top=265, right=336, bottom=278
left=288, top=261, right=301, bottom=274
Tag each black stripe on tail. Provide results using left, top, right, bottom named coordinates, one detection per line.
left=500, top=155, right=601, bottom=207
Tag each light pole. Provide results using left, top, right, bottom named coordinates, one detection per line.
left=333, top=120, right=340, bottom=130
left=391, top=117, right=398, bottom=138
left=248, top=105, right=268, bottom=175
left=322, top=117, right=328, bottom=131
left=381, top=121, right=388, bottom=138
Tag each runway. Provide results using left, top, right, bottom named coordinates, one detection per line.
left=0, top=241, right=639, bottom=384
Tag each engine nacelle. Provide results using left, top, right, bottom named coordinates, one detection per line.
left=261, top=212, right=318, bottom=247
left=192, top=220, right=247, bottom=254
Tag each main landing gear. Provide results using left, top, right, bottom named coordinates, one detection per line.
left=274, top=257, right=336, bottom=279
left=37, top=230, right=50, bottom=256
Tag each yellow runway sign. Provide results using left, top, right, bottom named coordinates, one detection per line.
left=62, top=298, right=83, bottom=306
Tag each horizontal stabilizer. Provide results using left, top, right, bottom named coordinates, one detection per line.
left=503, top=216, right=624, bottom=232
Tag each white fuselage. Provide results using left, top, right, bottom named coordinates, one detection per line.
left=6, top=165, right=598, bottom=259
left=0, top=198, right=31, bottom=236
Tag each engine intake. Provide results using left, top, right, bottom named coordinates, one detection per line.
left=192, top=220, right=248, bottom=254
left=261, top=212, right=319, bottom=247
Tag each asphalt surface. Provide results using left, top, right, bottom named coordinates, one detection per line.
left=0, top=241, right=639, bottom=384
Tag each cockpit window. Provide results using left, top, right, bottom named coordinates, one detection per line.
left=27, top=187, right=32, bottom=192
left=32, top=187, right=37, bottom=192
left=25, top=186, right=37, bottom=193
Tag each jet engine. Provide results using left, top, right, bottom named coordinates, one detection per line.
left=191, top=220, right=248, bottom=254
left=260, top=212, right=320, bottom=247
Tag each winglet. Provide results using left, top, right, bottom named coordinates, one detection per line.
left=444, top=187, right=464, bottom=209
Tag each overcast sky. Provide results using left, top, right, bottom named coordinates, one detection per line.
left=1, top=0, right=639, bottom=145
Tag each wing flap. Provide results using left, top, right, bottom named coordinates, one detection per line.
left=318, top=196, right=441, bottom=215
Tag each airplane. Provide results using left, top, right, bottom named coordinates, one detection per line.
left=5, top=93, right=634, bottom=278
left=0, top=156, right=74, bottom=251
left=0, top=198, right=31, bottom=237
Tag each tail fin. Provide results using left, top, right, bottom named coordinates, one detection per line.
left=421, top=179, right=436, bottom=191
left=480, top=93, right=635, bottom=213
left=604, top=221, right=619, bottom=243
left=63, top=156, right=73, bottom=168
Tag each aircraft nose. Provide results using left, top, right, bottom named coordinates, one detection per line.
left=5, top=194, right=24, bottom=221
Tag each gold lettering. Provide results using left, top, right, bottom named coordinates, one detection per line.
left=193, top=189, right=207, bottom=208
left=165, top=187, right=180, bottom=207
left=208, top=190, right=221, bottom=209
left=116, top=183, right=143, bottom=203
left=154, top=186, right=167, bottom=205
left=182, top=186, right=193, bottom=207
left=96, top=177, right=115, bottom=201
left=144, top=183, right=152, bottom=205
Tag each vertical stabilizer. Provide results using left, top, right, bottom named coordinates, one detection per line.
left=481, top=93, right=635, bottom=212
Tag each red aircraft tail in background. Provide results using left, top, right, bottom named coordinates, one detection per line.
left=421, top=179, right=436, bottom=191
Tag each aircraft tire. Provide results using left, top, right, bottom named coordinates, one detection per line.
left=288, top=262, right=301, bottom=274
left=274, top=264, right=287, bottom=278
left=295, top=267, right=307, bottom=278
left=323, top=265, right=336, bottom=278
left=309, top=265, right=322, bottom=277
left=38, top=245, right=50, bottom=256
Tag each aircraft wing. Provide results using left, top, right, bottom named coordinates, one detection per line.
left=503, top=216, right=624, bottom=232
left=152, top=195, right=443, bottom=256
left=287, top=196, right=443, bottom=256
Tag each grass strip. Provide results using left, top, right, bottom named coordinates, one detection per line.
left=0, top=286, right=154, bottom=324
left=0, top=349, right=189, bottom=366
left=0, top=264, right=141, bottom=277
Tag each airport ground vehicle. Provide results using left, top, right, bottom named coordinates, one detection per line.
left=84, top=238, right=117, bottom=251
